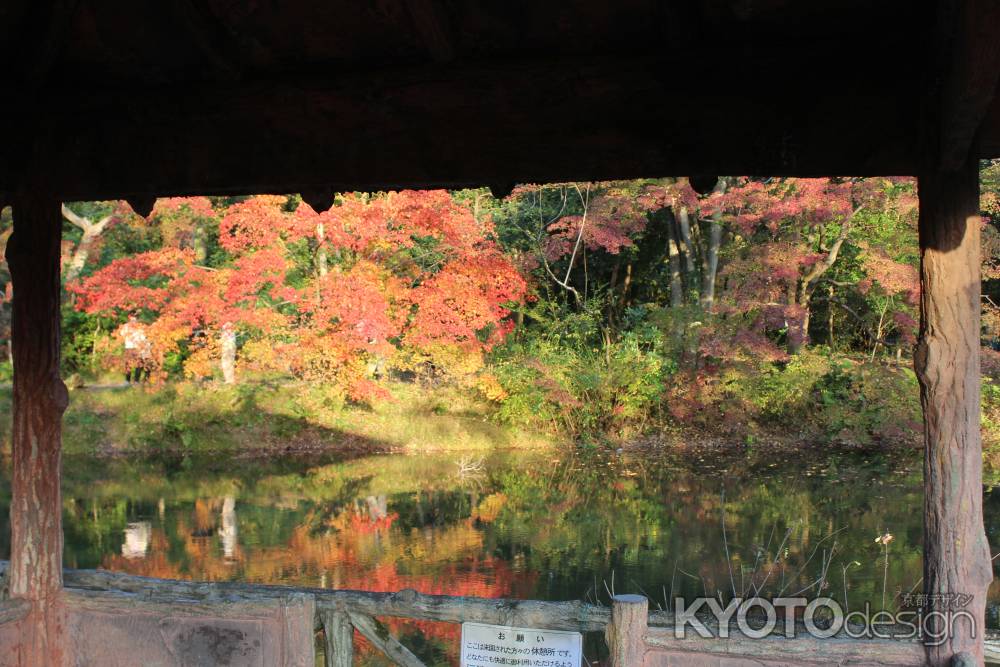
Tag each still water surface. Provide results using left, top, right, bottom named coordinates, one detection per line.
left=4, top=447, right=1000, bottom=664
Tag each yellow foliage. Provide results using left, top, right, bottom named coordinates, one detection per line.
left=239, top=338, right=283, bottom=374
left=183, top=344, right=217, bottom=380
left=475, top=372, right=509, bottom=402
left=398, top=342, right=484, bottom=382
left=472, top=493, right=508, bottom=523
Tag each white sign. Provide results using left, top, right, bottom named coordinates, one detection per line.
left=460, top=622, right=582, bottom=667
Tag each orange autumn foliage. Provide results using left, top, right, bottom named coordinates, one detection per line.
left=70, top=191, right=527, bottom=398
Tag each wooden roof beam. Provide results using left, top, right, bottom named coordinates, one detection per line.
left=301, top=189, right=336, bottom=213
left=981, top=92, right=1000, bottom=157
left=403, top=0, right=456, bottom=63
left=172, top=0, right=245, bottom=80
left=2, top=0, right=79, bottom=84
left=0, top=57, right=924, bottom=201
left=125, top=196, right=156, bottom=218
left=939, top=0, right=1000, bottom=170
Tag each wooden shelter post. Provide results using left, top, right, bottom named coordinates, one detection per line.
left=6, top=193, right=68, bottom=665
left=606, top=594, right=648, bottom=667
left=916, top=155, right=992, bottom=666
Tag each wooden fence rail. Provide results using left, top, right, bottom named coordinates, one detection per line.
left=56, top=565, right=620, bottom=632
left=0, top=563, right=929, bottom=666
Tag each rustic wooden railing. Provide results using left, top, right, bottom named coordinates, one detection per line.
left=0, top=563, right=928, bottom=666
left=60, top=566, right=614, bottom=667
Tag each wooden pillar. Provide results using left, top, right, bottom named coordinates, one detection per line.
left=321, top=610, right=353, bottom=667
left=6, top=193, right=68, bottom=665
left=606, top=594, right=647, bottom=667
left=916, top=155, right=992, bottom=666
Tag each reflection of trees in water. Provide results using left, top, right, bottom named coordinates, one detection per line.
left=220, top=496, right=238, bottom=561
left=95, top=488, right=536, bottom=593
left=365, top=495, right=388, bottom=520
left=49, top=450, right=941, bottom=659
left=92, top=487, right=536, bottom=664
left=121, top=522, right=151, bottom=559
left=478, top=451, right=926, bottom=615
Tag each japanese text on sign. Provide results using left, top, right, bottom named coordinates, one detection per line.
left=460, top=622, right=582, bottom=667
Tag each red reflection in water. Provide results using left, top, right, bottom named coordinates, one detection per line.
left=101, top=498, right=537, bottom=662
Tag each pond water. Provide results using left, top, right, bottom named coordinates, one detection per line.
left=2, top=446, right=1000, bottom=664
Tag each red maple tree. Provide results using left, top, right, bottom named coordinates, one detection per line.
left=70, top=191, right=527, bottom=398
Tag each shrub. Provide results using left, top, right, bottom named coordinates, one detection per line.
left=488, top=325, right=671, bottom=438
left=810, top=357, right=920, bottom=446
left=688, top=348, right=921, bottom=446
left=982, top=378, right=1000, bottom=475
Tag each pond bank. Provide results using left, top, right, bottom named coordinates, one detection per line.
left=0, top=381, right=554, bottom=459
left=0, top=377, right=943, bottom=464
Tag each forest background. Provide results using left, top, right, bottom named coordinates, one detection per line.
left=2, top=163, right=998, bottom=466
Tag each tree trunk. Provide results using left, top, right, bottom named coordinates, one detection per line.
left=7, top=194, right=69, bottom=665
left=220, top=325, right=237, bottom=384
left=915, top=156, right=991, bottom=666
left=621, top=263, right=632, bottom=308
left=699, top=218, right=721, bottom=309
left=675, top=205, right=696, bottom=279
left=666, top=216, right=683, bottom=308
left=192, top=220, right=208, bottom=264
left=316, top=221, right=328, bottom=277
left=827, top=284, right=835, bottom=347
left=61, top=205, right=112, bottom=282
left=792, top=300, right=811, bottom=354
left=65, top=228, right=100, bottom=282
left=787, top=213, right=854, bottom=355
left=699, top=179, right=727, bottom=310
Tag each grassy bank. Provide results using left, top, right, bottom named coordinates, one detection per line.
left=3, top=351, right=1000, bottom=475
left=0, top=380, right=552, bottom=459
left=489, top=342, right=1000, bottom=477
left=490, top=343, right=927, bottom=448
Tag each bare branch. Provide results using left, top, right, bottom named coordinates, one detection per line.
left=61, top=204, right=91, bottom=231
left=798, top=206, right=862, bottom=301
left=562, top=183, right=590, bottom=286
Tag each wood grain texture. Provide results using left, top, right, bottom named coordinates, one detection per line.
left=64, top=588, right=315, bottom=667
left=915, top=155, right=993, bottom=666
left=607, top=594, right=648, bottom=667
left=320, top=610, right=353, bottom=667
left=54, top=566, right=617, bottom=631
left=347, top=612, right=425, bottom=667
left=6, top=194, right=68, bottom=666
left=0, top=600, right=28, bottom=667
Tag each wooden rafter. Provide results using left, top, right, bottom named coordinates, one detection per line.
left=939, top=0, right=1000, bottom=169
left=2, top=0, right=80, bottom=83
left=403, top=0, right=456, bottom=63
left=977, top=82, right=1000, bottom=158
left=171, top=0, right=244, bottom=80
left=0, top=56, right=923, bottom=201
